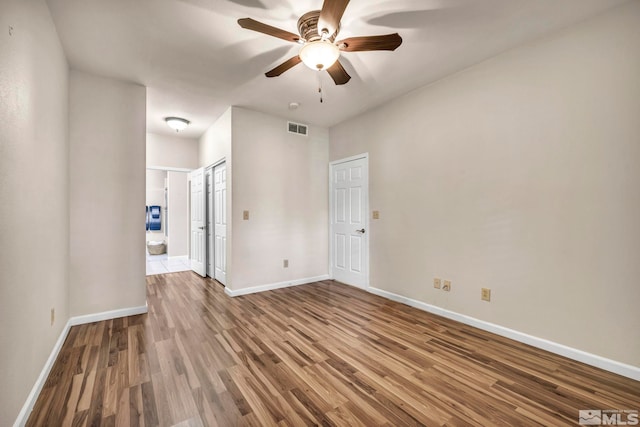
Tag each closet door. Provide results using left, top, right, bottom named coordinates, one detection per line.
left=206, top=169, right=214, bottom=277
left=189, top=167, right=206, bottom=277
left=213, top=162, right=227, bottom=285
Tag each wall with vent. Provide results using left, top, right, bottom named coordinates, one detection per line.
left=230, top=107, right=329, bottom=291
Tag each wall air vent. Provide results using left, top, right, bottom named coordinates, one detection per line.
left=287, top=121, right=308, bottom=136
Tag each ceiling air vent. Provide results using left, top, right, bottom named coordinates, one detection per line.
left=287, top=121, right=308, bottom=136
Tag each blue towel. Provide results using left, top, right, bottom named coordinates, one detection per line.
left=149, top=205, right=161, bottom=231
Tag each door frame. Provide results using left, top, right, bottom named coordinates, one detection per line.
left=329, top=153, right=370, bottom=289
left=146, top=166, right=192, bottom=259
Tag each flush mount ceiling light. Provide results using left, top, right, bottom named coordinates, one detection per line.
left=165, top=117, right=190, bottom=132
left=299, top=40, right=340, bottom=71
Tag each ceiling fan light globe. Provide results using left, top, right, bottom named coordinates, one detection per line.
left=299, top=41, right=340, bottom=71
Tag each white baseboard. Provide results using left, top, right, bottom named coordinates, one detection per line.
left=368, top=287, right=640, bottom=381
left=13, top=304, right=148, bottom=427
left=68, top=304, right=148, bottom=326
left=225, top=275, right=331, bottom=297
left=13, top=318, right=72, bottom=427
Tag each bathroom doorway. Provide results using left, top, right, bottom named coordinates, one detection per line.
left=146, top=168, right=191, bottom=275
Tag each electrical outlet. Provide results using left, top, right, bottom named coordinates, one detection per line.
left=50, top=308, right=55, bottom=326
left=283, top=259, right=288, bottom=268
left=372, top=210, right=380, bottom=219
left=443, top=280, right=451, bottom=292
left=243, top=210, right=249, bottom=220
left=433, top=278, right=441, bottom=289
left=481, top=288, right=491, bottom=302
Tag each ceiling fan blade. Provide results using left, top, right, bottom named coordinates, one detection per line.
left=238, top=18, right=300, bottom=43
left=318, top=0, right=350, bottom=37
left=337, top=33, right=402, bottom=52
left=265, top=56, right=302, bottom=77
left=326, top=60, right=351, bottom=85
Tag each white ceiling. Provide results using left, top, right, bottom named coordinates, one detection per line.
left=46, top=0, right=627, bottom=139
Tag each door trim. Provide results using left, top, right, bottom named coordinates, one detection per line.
left=329, top=153, right=370, bottom=289
left=205, top=157, right=226, bottom=170
left=147, top=165, right=193, bottom=173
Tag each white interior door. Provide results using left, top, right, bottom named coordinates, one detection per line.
left=190, top=167, right=206, bottom=277
left=330, top=156, right=368, bottom=288
left=213, top=162, right=227, bottom=285
left=206, top=169, right=214, bottom=277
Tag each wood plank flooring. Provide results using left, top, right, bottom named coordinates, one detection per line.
left=27, top=272, right=639, bottom=426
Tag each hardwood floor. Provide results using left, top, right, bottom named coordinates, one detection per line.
left=27, top=272, right=638, bottom=426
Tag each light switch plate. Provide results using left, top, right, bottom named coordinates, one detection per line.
left=372, top=210, right=380, bottom=219
left=443, top=280, right=451, bottom=291
left=433, top=278, right=441, bottom=289
left=243, top=210, right=249, bottom=220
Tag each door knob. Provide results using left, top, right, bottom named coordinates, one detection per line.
left=356, top=228, right=365, bottom=234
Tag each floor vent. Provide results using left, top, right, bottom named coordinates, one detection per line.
left=287, top=121, right=308, bottom=136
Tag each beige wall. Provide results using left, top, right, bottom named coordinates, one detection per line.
left=69, top=70, right=147, bottom=316
left=167, top=171, right=189, bottom=257
left=330, top=1, right=640, bottom=367
left=199, top=107, right=232, bottom=168
left=147, top=132, right=199, bottom=169
left=231, top=107, right=329, bottom=290
left=0, top=1, right=70, bottom=424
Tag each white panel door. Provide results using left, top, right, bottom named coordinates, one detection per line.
left=213, top=162, right=227, bottom=285
left=190, top=167, right=206, bottom=277
left=331, top=156, right=368, bottom=288
left=206, top=169, right=214, bottom=277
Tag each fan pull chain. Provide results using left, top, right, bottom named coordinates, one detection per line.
left=317, top=71, right=324, bottom=103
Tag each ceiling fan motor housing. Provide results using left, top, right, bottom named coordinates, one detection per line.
left=297, top=10, right=338, bottom=42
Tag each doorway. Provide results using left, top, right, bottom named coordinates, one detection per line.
left=330, top=154, right=369, bottom=288
left=190, top=161, right=227, bottom=285
left=146, top=168, right=191, bottom=275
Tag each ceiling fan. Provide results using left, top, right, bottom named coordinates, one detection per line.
left=238, top=0, right=402, bottom=85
